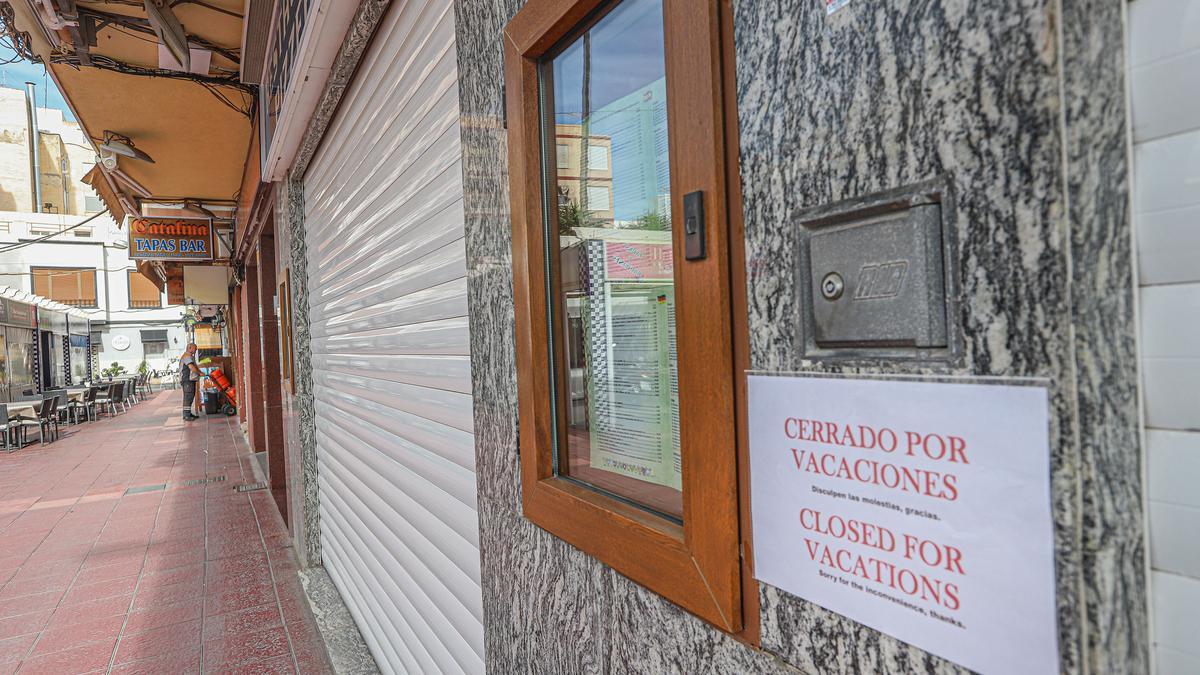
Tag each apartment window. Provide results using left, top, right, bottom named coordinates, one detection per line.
left=505, top=0, right=747, bottom=634
left=584, top=185, right=612, bottom=211
left=128, top=270, right=163, bottom=308
left=31, top=267, right=98, bottom=308
left=141, top=329, right=168, bottom=357
left=84, top=195, right=104, bottom=213
left=557, top=143, right=570, bottom=169
left=586, top=144, right=610, bottom=171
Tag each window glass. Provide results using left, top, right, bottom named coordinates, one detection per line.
left=585, top=185, right=612, bottom=212
left=544, top=0, right=680, bottom=518
left=7, top=328, right=34, bottom=396
left=143, top=341, right=168, bottom=356
left=0, top=328, right=7, bottom=394
left=587, top=144, right=610, bottom=171
left=70, top=337, right=88, bottom=385
left=45, top=334, right=63, bottom=388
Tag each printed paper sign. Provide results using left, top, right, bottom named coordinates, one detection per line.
left=749, top=375, right=1058, bottom=675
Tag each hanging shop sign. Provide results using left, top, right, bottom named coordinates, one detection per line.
left=125, top=216, right=215, bottom=260
left=36, top=308, right=68, bottom=334
left=749, top=374, right=1058, bottom=675
left=2, top=299, right=37, bottom=328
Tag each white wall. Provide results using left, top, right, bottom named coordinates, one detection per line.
left=1128, top=1, right=1200, bottom=672
left=0, top=87, right=101, bottom=215
left=0, top=209, right=188, bottom=370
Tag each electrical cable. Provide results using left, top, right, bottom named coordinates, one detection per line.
left=0, top=211, right=109, bottom=254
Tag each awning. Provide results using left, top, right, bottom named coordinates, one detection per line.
left=135, top=260, right=167, bottom=292
left=140, top=329, right=168, bottom=342
left=82, top=165, right=131, bottom=224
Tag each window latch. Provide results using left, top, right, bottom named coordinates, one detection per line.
left=683, top=190, right=705, bottom=261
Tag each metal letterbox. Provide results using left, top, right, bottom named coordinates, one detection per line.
left=807, top=204, right=947, bottom=348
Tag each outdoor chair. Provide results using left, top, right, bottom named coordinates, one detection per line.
left=0, top=404, right=13, bottom=453
left=94, top=383, right=121, bottom=418
left=69, top=387, right=99, bottom=423
left=113, top=381, right=130, bottom=414
left=117, top=381, right=132, bottom=413
left=45, top=390, right=69, bottom=429
left=18, top=397, right=57, bottom=445
left=46, top=395, right=62, bottom=439
left=141, top=373, right=154, bottom=398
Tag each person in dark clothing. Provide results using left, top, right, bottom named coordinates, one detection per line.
left=180, top=343, right=203, bottom=421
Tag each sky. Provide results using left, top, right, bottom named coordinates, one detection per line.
left=0, top=45, right=75, bottom=121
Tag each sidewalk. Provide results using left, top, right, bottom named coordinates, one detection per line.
left=0, top=390, right=332, bottom=674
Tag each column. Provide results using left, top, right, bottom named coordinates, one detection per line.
left=240, top=256, right=265, bottom=453
left=256, top=228, right=288, bottom=523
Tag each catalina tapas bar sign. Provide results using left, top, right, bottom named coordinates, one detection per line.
left=124, top=216, right=214, bottom=260
left=748, top=375, right=1058, bottom=675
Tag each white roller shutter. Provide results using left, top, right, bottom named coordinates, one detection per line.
left=1128, top=1, right=1200, bottom=672
left=303, top=0, right=482, bottom=672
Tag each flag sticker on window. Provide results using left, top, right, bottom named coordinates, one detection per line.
left=826, top=0, right=851, bottom=14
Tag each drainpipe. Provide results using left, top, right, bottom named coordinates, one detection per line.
left=24, top=82, right=43, bottom=213
left=101, top=243, right=111, bottom=324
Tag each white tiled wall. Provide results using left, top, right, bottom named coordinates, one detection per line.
left=1129, top=0, right=1200, bottom=671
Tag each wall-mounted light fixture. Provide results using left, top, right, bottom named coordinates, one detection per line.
left=100, top=132, right=155, bottom=164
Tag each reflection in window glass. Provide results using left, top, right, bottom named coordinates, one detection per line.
left=70, top=335, right=89, bottom=385
left=0, top=329, right=7, bottom=396
left=46, top=334, right=63, bottom=388
left=585, top=185, right=612, bottom=212
left=545, top=0, right=681, bottom=519
left=7, top=328, right=34, bottom=397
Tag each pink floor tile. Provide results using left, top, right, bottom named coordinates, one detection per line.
left=108, top=647, right=201, bottom=675
left=0, top=393, right=331, bottom=674
left=113, top=618, right=202, bottom=664
left=121, top=599, right=204, bottom=635
left=0, top=633, right=37, bottom=666
left=29, top=614, right=125, bottom=657
left=202, top=626, right=290, bottom=673
left=45, top=594, right=134, bottom=629
left=0, top=611, right=51, bottom=639
left=13, top=638, right=116, bottom=674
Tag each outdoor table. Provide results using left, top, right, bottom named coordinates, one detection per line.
left=7, top=401, right=40, bottom=421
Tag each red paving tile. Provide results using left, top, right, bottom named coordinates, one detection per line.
left=0, top=392, right=331, bottom=674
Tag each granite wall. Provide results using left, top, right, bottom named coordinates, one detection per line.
left=454, top=0, right=1146, bottom=672
left=733, top=0, right=1146, bottom=672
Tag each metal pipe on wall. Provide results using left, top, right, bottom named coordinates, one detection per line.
left=24, top=82, right=43, bottom=213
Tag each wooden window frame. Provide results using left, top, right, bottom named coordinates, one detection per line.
left=504, top=0, right=752, bottom=634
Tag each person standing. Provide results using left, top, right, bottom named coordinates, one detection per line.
left=180, top=343, right=203, bottom=421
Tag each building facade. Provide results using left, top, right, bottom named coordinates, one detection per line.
left=0, top=211, right=188, bottom=373
left=5, top=0, right=1196, bottom=673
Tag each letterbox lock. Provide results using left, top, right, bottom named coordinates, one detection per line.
left=806, top=202, right=948, bottom=350
left=820, top=272, right=844, bottom=300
